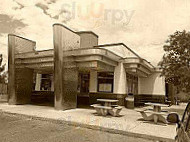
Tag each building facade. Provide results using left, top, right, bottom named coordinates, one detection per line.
left=8, top=24, right=168, bottom=110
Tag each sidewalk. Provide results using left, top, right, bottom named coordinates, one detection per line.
left=0, top=103, right=183, bottom=142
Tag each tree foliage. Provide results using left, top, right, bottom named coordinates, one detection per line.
left=0, top=54, right=6, bottom=83
left=159, top=30, right=190, bottom=92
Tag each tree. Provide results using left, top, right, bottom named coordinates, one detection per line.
left=0, top=54, right=6, bottom=83
left=159, top=30, right=190, bottom=92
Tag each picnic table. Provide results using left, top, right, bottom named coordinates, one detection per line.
left=97, top=99, right=118, bottom=107
left=91, top=99, right=122, bottom=117
left=137, top=102, right=169, bottom=124
left=145, top=102, right=169, bottom=112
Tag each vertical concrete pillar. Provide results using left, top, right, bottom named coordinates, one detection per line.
left=114, top=62, right=127, bottom=94
left=8, top=35, right=35, bottom=105
left=8, top=35, right=16, bottom=104
left=51, top=75, right=54, bottom=91
left=35, top=73, right=41, bottom=91
left=89, top=70, right=97, bottom=93
left=53, top=24, right=80, bottom=110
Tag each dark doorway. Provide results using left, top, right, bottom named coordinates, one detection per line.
left=77, top=73, right=90, bottom=108
left=31, top=72, right=54, bottom=107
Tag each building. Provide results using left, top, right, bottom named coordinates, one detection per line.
left=8, top=23, right=171, bottom=110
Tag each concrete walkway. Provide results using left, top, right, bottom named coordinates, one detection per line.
left=0, top=103, right=184, bottom=142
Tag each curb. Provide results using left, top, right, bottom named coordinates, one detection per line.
left=0, top=110, right=175, bottom=142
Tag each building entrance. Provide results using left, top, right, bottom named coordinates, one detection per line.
left=77, top=73, right=90, bottom=108
left=31, top=72, right=54, bottom=107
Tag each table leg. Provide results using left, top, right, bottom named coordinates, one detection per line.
left=101, top=109, right=108, bottom=116
left=153, top=106, right=161, bottom=112
left=105, top=102, right=111, bottom=107
left=153, top=115, right=158, bottom=123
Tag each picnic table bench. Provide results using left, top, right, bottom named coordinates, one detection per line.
left=136, top=108, right=168, bottom=124
left=91, top=104, right=112, bottom=116
left=136, top=102, right=169, bottom=124
left=91, top=99, right=122, bottom=117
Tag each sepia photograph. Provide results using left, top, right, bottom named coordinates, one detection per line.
left=0, top=0, right=190, bottom=141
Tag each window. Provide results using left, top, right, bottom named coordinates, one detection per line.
left=97, top=72, right=114, bottom=93
left=40, top=74, right=52, bottom=91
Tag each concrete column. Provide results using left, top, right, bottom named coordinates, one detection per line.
left=8, top=35, right=16, bottom=104
left=35, top=73, right=41, bottom=91
left=89, top=70, right=97, bottom=93
left=113, top=62, right=127, bottom=94
left=53, top=24, right=80, bottom=110
left=138, top=77, right=141, bottom=94
left=8, top=35, right=34, bottom=105
left=51, top=75, right=54, bottom=91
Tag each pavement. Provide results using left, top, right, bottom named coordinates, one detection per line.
left=0, top=103, right=187, bottom=142
left=0, top=112, right=154, bottom=142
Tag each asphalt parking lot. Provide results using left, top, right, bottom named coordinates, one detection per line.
left=0, top=112, right=154, bottom=142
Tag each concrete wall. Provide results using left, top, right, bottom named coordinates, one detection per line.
left=53, top=24, right=80, bottom=110
left=58, top=27, right=81, bottom=51
left=138, top=72, right=165, bottom=95
left=77, top=33, right=98, bottom=48
left=9, top=34, right=36, bottom=54
left=14, top=68, right=33, bottom=104
left=8, top=35, right=35, bottom=105
left=114, top=62, right=127, bottom=94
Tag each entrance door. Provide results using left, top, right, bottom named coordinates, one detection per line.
left=78, top=73, right=90, bottom=94
left=77, top=73, right=90, bottom=107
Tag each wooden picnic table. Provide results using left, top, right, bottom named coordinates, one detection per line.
left=97, top=99, right=118, bottom=107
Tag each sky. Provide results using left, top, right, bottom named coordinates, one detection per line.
left=0, top=0, right=190, bottom=69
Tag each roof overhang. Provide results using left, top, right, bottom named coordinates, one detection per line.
left=62, top=48, right=120, bottom=72
left=123, top=57, right=155, bottom=77
left=14, top=47, right=155, bottom=76
left=15, top=48, right=121, bottom=72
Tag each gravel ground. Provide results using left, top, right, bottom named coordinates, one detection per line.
left=0, top=112, right=155, bottom=142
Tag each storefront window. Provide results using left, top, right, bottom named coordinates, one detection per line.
left=98, top=72, right=114, bottom=93
left=40, top=74, right=52, bottom=91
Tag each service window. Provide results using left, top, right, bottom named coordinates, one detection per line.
left=40, top=74, right=52, bottom=91
left=97, top=72, right=114, bottom=93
